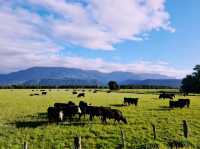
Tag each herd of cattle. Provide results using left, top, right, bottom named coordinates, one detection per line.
left=25, top=89, right=190, bottom=124
left=46, top=91, right=190, bottom=124
left=159, top=92, right=190, bottom=108
left=48, top=101, right=127, bottom=124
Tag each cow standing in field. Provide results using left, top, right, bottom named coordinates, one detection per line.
left=93, top=90, right=98, bottom=93
left=169, top=99, right=190, bottom=108
left=77, top=93, right=85, bottom=98
left=47, top=107, right=64, bottom=123
left=178, top=99, right=190, bottom=108
left=86, top=106, right=105, bottom=121
left=124, top=98, right=139, bottom=106
left=78, top=102, right=127, bottom=124
left=101, top=108, right=127, bottom=124
left=42, top=92, right=47, bottom=95
left=54, top=102, right=81, bottom=121
left=79, top=101, right=88, bottom=119
left=72, top=91, right=77, bottom=95
left=34, top=93, right=39, bottom=96
left=159, top=93, right=175, bottom=99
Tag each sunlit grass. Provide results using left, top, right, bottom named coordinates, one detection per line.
left=0, top=89, right=199, bottom=148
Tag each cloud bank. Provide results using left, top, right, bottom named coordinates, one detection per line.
left=0, top=0, right=188, bottom=78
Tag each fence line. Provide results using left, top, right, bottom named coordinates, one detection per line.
left=20, top=120, right=189, bottom=149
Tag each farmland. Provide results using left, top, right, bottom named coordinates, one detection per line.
left=0, top=89, right=200, bottom=149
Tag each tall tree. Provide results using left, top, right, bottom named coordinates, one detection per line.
left=181, top=65, right=200, bottom=93
left=108, top=81, right=120, bottom=90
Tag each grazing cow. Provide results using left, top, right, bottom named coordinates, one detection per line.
left=169, top=101, right=179, bottom=108
left=178, top=99, right=190, bottom=108
left=62, top=105, right=81, bottom=121
left=47, top=107, right=64, bottom=123
left=124, top=98, right=139, bottom=106
left=42, top=92, right=47, bottom=95
left=159, top=93, right=174, bottom=99
left=54, top=101, right=76, bottom=109
left=68, top=101, right=76, bottom=106
left=102, top=108, right=127, bottom=124
left=78, top=103, right=127, bottom=124
left=77, top=93, right=85, bottom=98
left=54, top=102, right=81, bottom=121
left=93, top=90, right=98, bottom=93
left=169, top=99, right=190, bottom=108
left=79, top=101, right=88, bottom=118
left=72, top=91, right=77, bottom=94
left=34, top=93, right=39, bottom=96
left=107, top=90, right=111, bottom=93
left=85, top=106, right=106, bottom=121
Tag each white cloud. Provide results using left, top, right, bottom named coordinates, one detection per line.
left=0, top=0, right=175, bottom=50
left=0, top=51, right=189, bottom=78
left=0, top=0, right=186, bottom=78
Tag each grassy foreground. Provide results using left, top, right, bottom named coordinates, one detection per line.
left=0, top=89, right=200, bottom=149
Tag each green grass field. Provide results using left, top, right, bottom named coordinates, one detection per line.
left=0, top=89, right=200, bottom=149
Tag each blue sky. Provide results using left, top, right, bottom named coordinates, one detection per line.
left=0, top=0, right=199, bottom=78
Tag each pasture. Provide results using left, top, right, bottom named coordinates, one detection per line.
left=0, top=89, right=200, bottom=149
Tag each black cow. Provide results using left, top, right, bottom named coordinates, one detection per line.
left=54, top=102, right=81, bottom=121
left=47, top=107, right=64, bottom=123
left=72, top=91, right=77, bottom=94
left=159, top=93, right=174, bottom=99
left=42, top=92, right=47, bottom=95
left=101, top=108, right=127, bottom=124
left=85, top=106, right=105, bottom=121
left=178, top=99, right=190, bottom=108
left=77, top=93, right=85, bottom=98
left=124, top=98, right=139, bottom=106
left=169, top=100, right=180, bottom=108
left=169, top=99, right=190, bottom=108
left=34, top=93, right=39, bottom=96
left=93, top=90, right=98, bottom=93
left=68, top=101, right=76, bottom=106
left=54, top=101, right=76, bottom=109
left=79, top=101, right=88, bottom=118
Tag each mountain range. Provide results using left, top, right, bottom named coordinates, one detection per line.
left=0, top=67, right=182, bottom=87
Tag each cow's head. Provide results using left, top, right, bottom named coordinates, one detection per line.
left=122, top=117, right=128, bottom=124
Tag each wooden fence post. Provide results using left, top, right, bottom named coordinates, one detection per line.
left=23, top=141, right=28, bottom=149
left=183, top=120, right=188, bottom=138
left=74, top=136, right=81, bottom=149
left=151, top=124, right=156, bottom=140
left=120, top=129, right=126, bottom=149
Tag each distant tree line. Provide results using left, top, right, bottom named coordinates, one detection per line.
left=107, top=80, right=174, bottom=90
left=120, top=85, right=175, bottom=89
left=0, top=84, right=175, bottom=89
left=0, top=85, right=104, bottom=89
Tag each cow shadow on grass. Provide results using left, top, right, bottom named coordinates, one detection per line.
left=14, top=120, right=48, bottom=128
left=11, top=112, right=112, bottom=128
left=109, top=104, right=126, bottom=107
left=13, top=119, right=119, bottom=128
left=10, top=112, right=48, bottom=128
